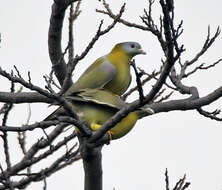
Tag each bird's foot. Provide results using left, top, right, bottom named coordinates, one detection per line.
left=108, top=130, right=113, bottom=141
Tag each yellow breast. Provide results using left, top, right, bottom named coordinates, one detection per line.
left=105, top=47, right=131, bottom=95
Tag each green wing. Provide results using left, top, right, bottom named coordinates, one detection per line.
left=65, top=56, right=116, bottom=95
left=44, top=89, right=125, bottom=121
left=66, top=88, right=126, bottom=110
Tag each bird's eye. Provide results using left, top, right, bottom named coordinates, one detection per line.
left=130, top=44, right=135, bottom=48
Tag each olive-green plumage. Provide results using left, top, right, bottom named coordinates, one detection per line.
left=45, top=42, right=147, bottom=139
left=45, top=89, right=154, bottom=140
left=65, top=42, right=146, bottom=96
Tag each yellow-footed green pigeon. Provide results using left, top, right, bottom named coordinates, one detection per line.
left=65, top=42, right=146, bottom=96
left=44, top=89, right=154, bottom=140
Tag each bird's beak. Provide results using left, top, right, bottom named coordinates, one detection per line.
left=138, top=49, right=146, bottom=55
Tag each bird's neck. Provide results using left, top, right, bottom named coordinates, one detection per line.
left=107, top=50, right=131, bottom=66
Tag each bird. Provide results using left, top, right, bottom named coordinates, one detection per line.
left=65, top=41, right=146, bottom=96
left=44, top=89, right=154, bottom=140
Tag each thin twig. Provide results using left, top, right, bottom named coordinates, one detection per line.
left=197, top=108, right=222, bottom=121
left=1, top=77, right=15, bottom=174
left=165, top=168, right=170, bottom=190
left=182, top=59, right=222, bottom=78
left=130, top=60, right=145, bottom=104
left=122, top=69, right=161, bottom=101
left=155, top=91, right=173, bottom=103
left=185, top=26, right=221, bottom=67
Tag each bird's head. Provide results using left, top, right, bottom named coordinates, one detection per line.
left=112, top=42, right=146, bottom=59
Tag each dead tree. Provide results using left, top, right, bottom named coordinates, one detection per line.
left=0, top=0, right=221, bottom=189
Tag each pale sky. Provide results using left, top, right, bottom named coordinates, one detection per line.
left=0, top=0, right=222, bottom=189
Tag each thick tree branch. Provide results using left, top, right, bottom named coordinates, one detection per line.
left=48, top=0, right=79, bottom=86
left=79, top=138, right=103, bottom=190
left=0, top=116, right=89, bottom=135
left=149, top=86, right=222, bottom=113
left=0, top=92, right=50, bottom=104
left=0, top=121, right=61, bottom=132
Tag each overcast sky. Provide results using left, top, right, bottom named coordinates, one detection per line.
left=1, top=0, right=222, bottom=190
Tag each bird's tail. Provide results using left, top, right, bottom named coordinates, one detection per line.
left=44, top=106, right=65, bottom=121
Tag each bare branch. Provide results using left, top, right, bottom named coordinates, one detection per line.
left=44, top=74, right=61, bottom=92
left=130, top=60, right=145, bottom=103
left=0, top=115, right=87, bottom=134
left=0, top=66, right=55, bottom=99
left=140, top=1, right=167, bottom=51
left=0, top=123, right=74, bottom=181
left=197, top=108, right=222, bottom=121
left=164, top=169, right=190, bottom=190
left=0, top=164, right=14, bottom=190
left=35, top=135, right=78, bottom=167
left=1, top=78, right=15, bottom=174
left=48, top=0, right=77, bottom=86
left=43, top=175, right=47, bottom=190
left=122, top=69, right=161, bottom=101
left=170, top=66, right=199, bottom=97
left=0, top=146, right=79, bottom=190
left=74, top=4, right=125, bottom=64
left=165, top=168, right=170, bottom=190
left=186, top=26, right=221, bottom=66
left=153, top=88, right=173, bottom=103
left=68, top=3, right=74, bottom=61
left=67, top=0, right=81, bottom=61
left=97, top=0, right=168, bottom=51
left=155, top=91, right=173, bottom=103
left=0, top=91, right=50, bottom=104
left=139, top=66, right=177, bottom=90
left=0, top=121, right=60, bottom=132
left=183, top=58, right=222, bottom=78
left=0, top=79, right=15, bottom=190
left=68, top=0, right=81, bottom=60
left=96, top=0, right=148, bottom=31
left=149, top=86, right=222, bottom=113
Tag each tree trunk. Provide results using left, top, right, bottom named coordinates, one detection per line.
left=79, top=137, right=103, bottom=190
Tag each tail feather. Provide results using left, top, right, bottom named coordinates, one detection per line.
left=44, top=106, right=65, bottom=121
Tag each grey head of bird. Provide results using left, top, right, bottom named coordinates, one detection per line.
left=120, top=41, right=146, bottom=58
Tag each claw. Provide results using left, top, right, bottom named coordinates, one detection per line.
left=108, top=130, right=113, bottom=140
